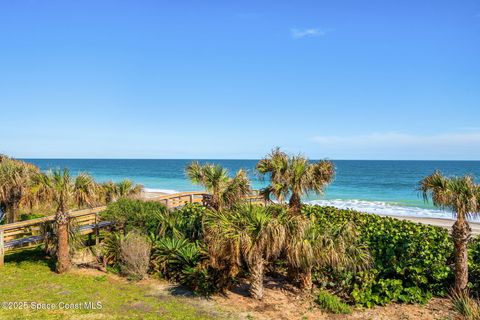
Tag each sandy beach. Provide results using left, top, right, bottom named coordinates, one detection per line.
left=143, top=190, right=480, bottom=236
left=388, top=215, right=480, bottom=236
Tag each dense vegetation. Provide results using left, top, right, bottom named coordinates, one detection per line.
left=3, top=150, right=480, bottom=315
left=98, top=199, right=480, bottom=308
left=303, top=206, right=454, bottom=306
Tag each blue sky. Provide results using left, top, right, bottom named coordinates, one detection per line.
left=0, top=0, right=479, bottom=160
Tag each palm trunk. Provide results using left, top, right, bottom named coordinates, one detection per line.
left=452, top=217, right=471, bottom=294
left=289, top=193, right=302, bottom=214
left=6, top=202, right=20, bottom=223
left=249, top=258, right=264, bottom=300
left=299, top=268, right=313, bottom=292
left=287, top=266, right=298, bottom=284
left=6, top=188, right=22, bottom=223
left=56, top=210, right=70, bottom=273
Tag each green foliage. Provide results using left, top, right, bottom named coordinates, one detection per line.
left=162, top=203, right=205, bottom=241
left=101, top=198, right=167, bottom=234
left=102, top=231, right=124, bottom=267
left=303, top=205, right=454, bottom=306
left=469, top=237, right=480, bottom=295
left=450, top=291, right=480, bottom=320
left=150, top=237, right=220, bottom=295
left=19, top=212, right=45, bottom=221
left=315, top=290, right=352, bottom=314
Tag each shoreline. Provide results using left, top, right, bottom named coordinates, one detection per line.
left=143, top=190, right=480, bottom=236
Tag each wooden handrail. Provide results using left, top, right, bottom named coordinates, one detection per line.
left=0, top=206, right=106, bottom=231
left=0, top=191, right=268, bottom=263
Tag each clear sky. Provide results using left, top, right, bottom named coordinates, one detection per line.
left=0, top=1, right=479, bottom=160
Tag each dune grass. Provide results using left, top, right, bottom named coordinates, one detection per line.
left=0, top=248, right=222, bottom=320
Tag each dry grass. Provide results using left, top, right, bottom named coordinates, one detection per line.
left=119, top=232, right=151, bottom=280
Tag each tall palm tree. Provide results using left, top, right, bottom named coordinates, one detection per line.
left=0, top=157, right=40, bottom=223
left=33, top=169, right=98, bottom=273
left=419, top=171, right=480, bottom=294
left=204, top=205, right=286, bottom=299
left=257, top=148, right=335, bottom=214
left=186, top=161, right=251, bottom=211
left=101, top=179, right=143, bottom=204
left=286, top=216, right=371, bottom=291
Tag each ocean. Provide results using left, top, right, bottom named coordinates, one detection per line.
left=23, top=159, right=480, bottom=220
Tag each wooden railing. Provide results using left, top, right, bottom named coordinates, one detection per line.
left=148, top=191, right=269, bottom=207
left=0, top=206, right=108, bottom=266
left=149, top=191, right=207, bottom=207
left=0, top=191, right=269, bottom=266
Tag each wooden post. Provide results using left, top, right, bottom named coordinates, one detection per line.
left=189, top=194, right=194, bottom=204
left=94, top=213, right=99, bottom=246
left=0, top=229, right=5, bottom=267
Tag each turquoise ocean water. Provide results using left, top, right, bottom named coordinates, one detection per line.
left=23, top=159, right=480, bottom=220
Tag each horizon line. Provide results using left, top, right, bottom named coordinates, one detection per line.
left=18, top=157, right=480, bottom=162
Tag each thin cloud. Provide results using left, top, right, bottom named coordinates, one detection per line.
left=290, top=28, right=332, bottom=39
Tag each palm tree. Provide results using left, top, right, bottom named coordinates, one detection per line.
left=420, top=171, right=480, bottom=294
left=186, top=161, right=251, bottom=211
left=285, top=216, right=371, bottom=291
left=257, top=148, right=335, bottom=214
left=101, top=179, right=143, bottom=204
left=0, top=157, right=40, bottom=223
left=204, top=205, right=286, bottom=299
left=33, top=169, right=98, bottom=273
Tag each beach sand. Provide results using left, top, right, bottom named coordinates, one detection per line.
left=388, top=215, right=480, bottom=236
left=142, top=191, right=480, bottom=236
left=142, top=190, right=169, bottom=199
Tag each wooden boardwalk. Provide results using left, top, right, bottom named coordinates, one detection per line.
left=0, top=191, right=267, bottom=266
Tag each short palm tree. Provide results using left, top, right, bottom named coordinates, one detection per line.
left=186, top=161, right=251, bottom=211
left=204, top=205, right=286, bottom=299
left=257, top=148, right=335, bottom=214
left=33, top=169, right=99, bottom=273
left=286, top=216, right=371, bottom=291
left=420, top=171, right=480, bottom=294
left=101, top=179, right=143, bottom=204
left=0, top=157, right=40, bottom=223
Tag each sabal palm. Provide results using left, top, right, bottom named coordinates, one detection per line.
left=420, top=171, right=480, bottom=294
left=0, top=157, right=39, bottom=223
left=33, top=169, right=99, bottom=273
left=286, top=216, right=371, bottom=291
left=204, top=205, right=286, bottom=299
left=101, top=179, right=143, bottom=204
left=186, top=161, right=251, bottom=210
left=257, top=148, right=335, bottom=214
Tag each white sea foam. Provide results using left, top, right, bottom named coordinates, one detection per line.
left=306, top=199, right=454, bottom=220
left=143, top=188, right=179, bottom=194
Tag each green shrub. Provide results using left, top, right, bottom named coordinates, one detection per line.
left=150, top=237, right=220, bottom=295
left=469, top=237, right=480, bottom=295
left=102, top=232, right=123, bottom=267
left=20, top=212, right=45, bottom=221
left=160, top=203, right=205, bottom=241
left=303, top=205, right=454, bottom=306
left=315, top=290, right=351, bottom=314
left=101, top=199, right=167, bottom=234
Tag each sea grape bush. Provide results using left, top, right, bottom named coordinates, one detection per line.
left=302, top=205, right=454, bottom=306
left=101, top=198, right=167, bottom=234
